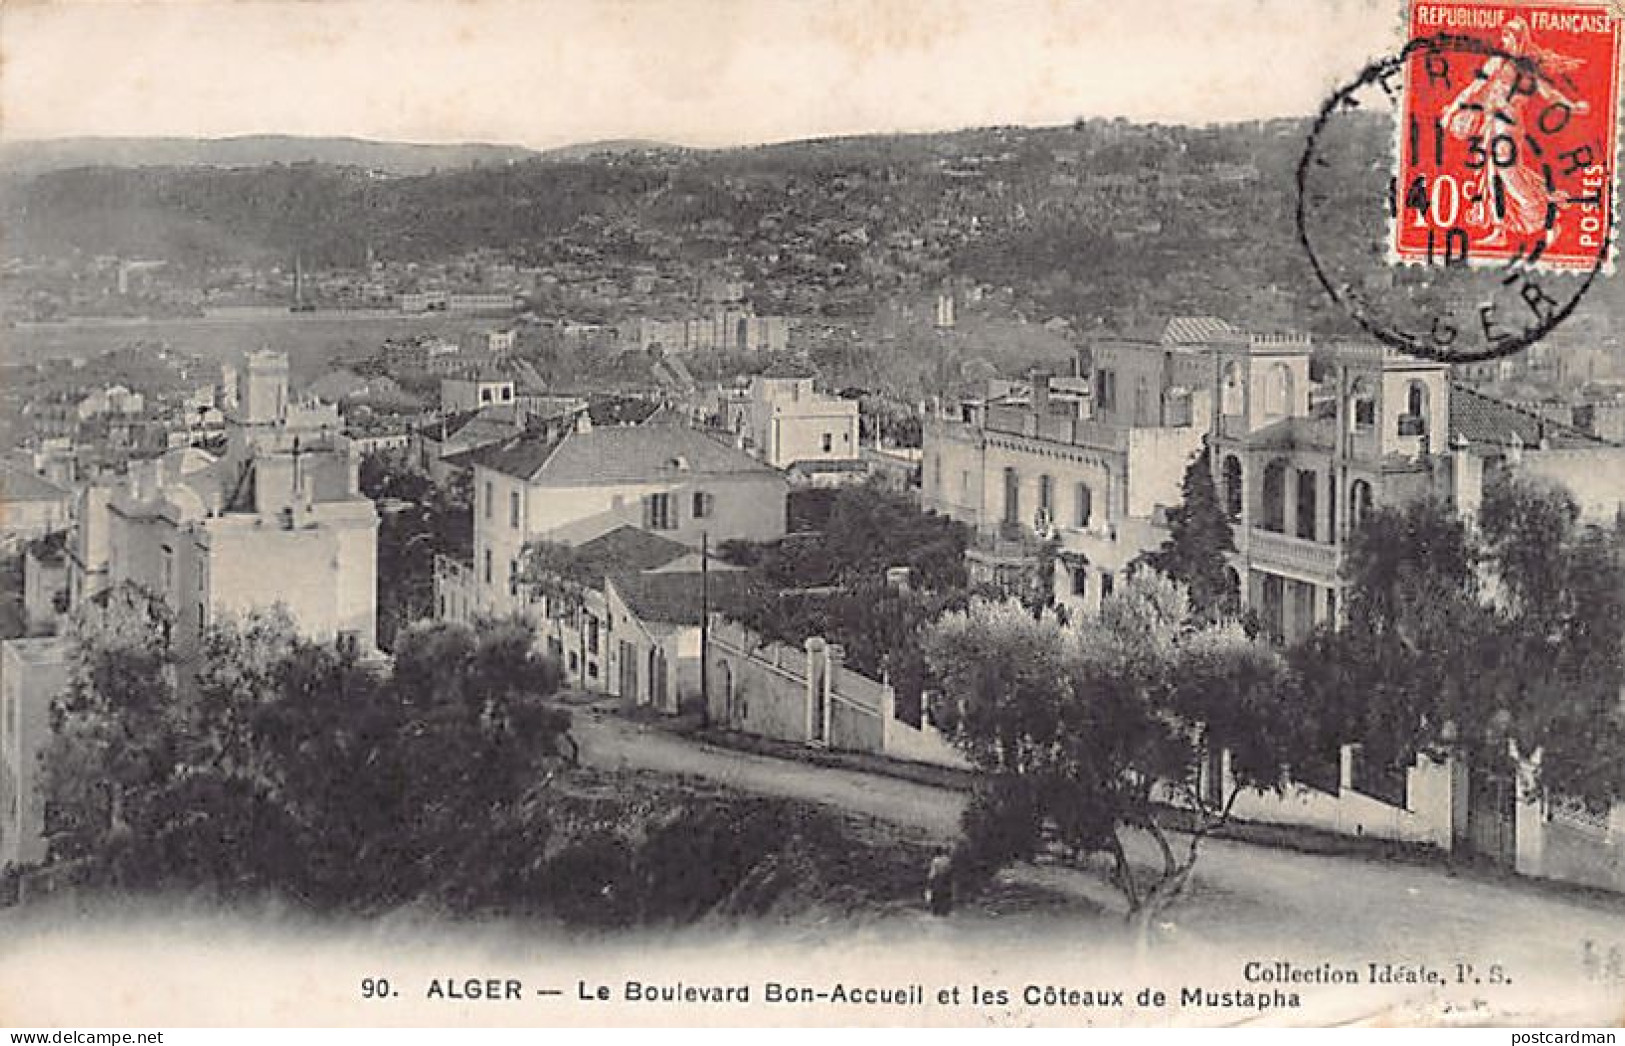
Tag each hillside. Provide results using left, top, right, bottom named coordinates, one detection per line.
left=3, top=119, right=1620, bottom=342
left=0, top=135, right=541, bottom=177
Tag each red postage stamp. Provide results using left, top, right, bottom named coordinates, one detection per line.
left=1396, top=1, right=1622, bottom=270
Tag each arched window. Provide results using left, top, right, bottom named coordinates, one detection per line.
left=1264, top=362, right=1294, bottom=418
left=1349, top=378, right=1377, bottom=432
left=1221, top=455, right=1243, bottom=522
left=1075, top=482, right=1093, bottom=528
left=1349, top=479, right=1374, bottom=531
left=1400, top=379, right=1429, bottom=437
left=1296, top=468, right=1318, bottom=540
left=1221, top=361, right=1244, bottom=416
left=1262, top=458, right=1289, bottom=533
left=1038, top=474, right=1055, bottom=525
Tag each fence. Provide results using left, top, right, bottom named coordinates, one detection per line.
left=706, top=617, right=969, bottom=770
left=1211, top=744, right=1457, bottom=849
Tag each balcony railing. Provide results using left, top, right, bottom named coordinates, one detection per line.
left=969, top=528, right=1035, bottom=562
left=1247, top=528, right=1339, bottom=580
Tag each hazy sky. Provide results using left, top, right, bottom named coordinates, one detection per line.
left=2, top=0, right=1407, bottom=147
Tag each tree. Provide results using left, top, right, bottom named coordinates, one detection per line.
left=722, top=480, right=969, bottom=593
left=41, top=583, right=179, bottom=864
left=1298, top=478, right=1625, bottom=812
left=1296, top=496, right=1486, bottom=775
left=371, top=461, right=472, bottom=651
left=40, top=603, right=572, bottom=911
left=924, top=570, right=1296, bottom=939
left=1138, top=443, right=1238, bottom=622
left=1475, top=476, right=1625, bottom=806
left=359, top=450, right=430, bottom=504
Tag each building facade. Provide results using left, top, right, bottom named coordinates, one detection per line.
left=80, top=352, right=379, bottom=654
left=737, top=371, right=861, bottom=470
left=434, top=424, right=788, bottom=688
left=0, top=637, right=70, bottom=869
left=922, top=325, right=1219, bottom=618
left=621, top=308, right=790, bottom=355
left=1211, top=338, right=1617, bottom=642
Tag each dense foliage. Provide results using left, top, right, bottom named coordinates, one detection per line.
left=925, top=571, right=1295, bottom=929
left=716, top=482, right=971, bottom=719
left=361, top=452, right=474, bottom=651
left=1137, top=443, right=1240, bottom=623
left=1294, top=476, right=1625, bottom=807
left=42, top=590, right=573, bottom=913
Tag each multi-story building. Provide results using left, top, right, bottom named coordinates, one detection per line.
left=435, top=422, right=787, bottom=688
left=412, top=397, right=589, bottom=485
left=732, top=365, right=861, bottom=471
left=450, top=422, right=786, bottom=614
left=79, top=351, right=379, bottom=654
left=478, top=328, right=518, bottom=355
left=441, top=376, right=516, bottom=413
left=447, top=292, right=521, bottom=314
left=621, top=308, right=790, bottom=355
left=0, top=465, right=73, bottom=548
left=1211, top=339, right=1618, bottom=642
left=922, top=318, right=1222, bottom=617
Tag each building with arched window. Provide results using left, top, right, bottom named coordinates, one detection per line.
left=1209, top=338, right=1458, bottom=642
left=921, top=318, right=1231, bottom=618
left=1207, top=335, right=1625, bottom=643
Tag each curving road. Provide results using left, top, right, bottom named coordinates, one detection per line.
left=572, top=706, right=1625, bottom=1023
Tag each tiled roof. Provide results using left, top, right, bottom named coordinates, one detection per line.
left=572, top=525, right=691, bottom=582
left=609, top=569, right=755, bottom=627
left=449, top=407, right=531, bottom=447
left=787, top=458, right=869, bottom=474
left=446, top=424, right=571, bottom=478
left=1448, top=384, right=1606, bottom=449
left=414, top=408, right=480, bottom=441
left=1161, top=316, right=1245, bottom=345
left=0, top=465, right=70, bottom=503
left=472, top=424, right=776, bottom=485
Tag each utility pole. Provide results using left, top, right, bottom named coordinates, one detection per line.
left=700, top=530, right=710, bottom=721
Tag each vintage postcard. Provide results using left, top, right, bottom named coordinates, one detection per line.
left=2, top=0, right=1625, bottom=1032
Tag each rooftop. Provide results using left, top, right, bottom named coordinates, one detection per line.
left=1449, top=384, right=1608, bottom=449
left=461, top=424, right=778, bottom=485
left=1160, top=316, right=1245, bottom=345
left=571, top=525, right=692, bottom=582
left=0, top=465, right=71, bottom=503
left=609, top=569, right=755, bottom=627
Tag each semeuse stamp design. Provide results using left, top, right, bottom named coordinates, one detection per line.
left=1395, top=2, right=1620, bottom=269
left=1298, top=1, right=1622, bottom=362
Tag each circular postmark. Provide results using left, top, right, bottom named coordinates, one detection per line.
left=1297, top=31, right=1615, bottom=364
